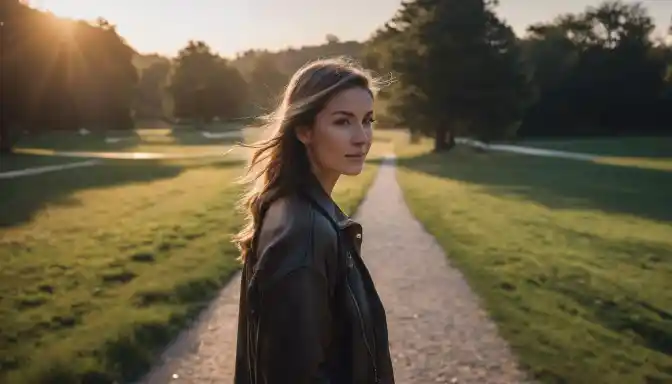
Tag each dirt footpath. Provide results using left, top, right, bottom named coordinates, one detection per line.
left=357, top=157, right=528, bottom=384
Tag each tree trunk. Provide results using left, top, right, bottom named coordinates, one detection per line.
left=0, top=119, right=13, bottom=155
left=409, top=129, right=421, bottom=144
left=446, top=129, right=456, bottom=149
left=433, top=125, right=455, bottom=152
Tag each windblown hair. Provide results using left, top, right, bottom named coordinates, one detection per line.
left=233, top=57, right=379, bottom=262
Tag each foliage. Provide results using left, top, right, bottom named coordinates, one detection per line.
left=0, top=3, right=367, bottom=151
left=366, top=0, right=672, bottom=148
left=244, top=52, right=288, bottom=113
left=0, top=1, right=138, bottom=153
left=519, top=1, right=671, bottom=137
left=230, top=38, right=365, bottom=114
left=366, top=0, right=531, bottom=150
left=232, top=39, right=364, bottom=77
left=134, top=59, right=172, bottom=120
left=169, top=41, right=248, bottom=125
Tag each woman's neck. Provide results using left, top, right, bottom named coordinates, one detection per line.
left=310, top=166, right=339, bottom=196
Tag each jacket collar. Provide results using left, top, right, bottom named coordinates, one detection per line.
left=302, top=171, right=357, bottom=231
left=301, top=172, right=364, bottom=254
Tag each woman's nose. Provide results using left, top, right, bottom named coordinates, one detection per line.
left=351, top=124, right=369, bottom=144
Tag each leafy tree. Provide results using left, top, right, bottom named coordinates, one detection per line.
left=246, top=53, right=288, bottom=113
left=134, top=59, right=172, bottom=119
left=369, top=0, right=530, bottom=150
left=326, top=34, right=340, bottom=44
left=519, top=1, right=669, bottom=137
left=0, top=1, right=137, bottom=153
left=170, top=40, right=248, bottom=126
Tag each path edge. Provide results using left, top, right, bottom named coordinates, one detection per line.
left=391, top=153, right=535, bottom=383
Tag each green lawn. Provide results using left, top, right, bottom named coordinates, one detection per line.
left=0, top=136, right=385, bottom=383
left=394, top=138, right=672, bottom=384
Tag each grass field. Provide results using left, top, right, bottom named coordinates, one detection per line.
left=394, top=135, right=672, bottom=384
left=0, top=128, right=387, bottom=383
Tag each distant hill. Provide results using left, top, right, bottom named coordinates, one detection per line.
left=132, top=54, right=171, bottom=73
left=133, top=39, right=365, bottom=77
left=232, top=40, right=366, bottom=77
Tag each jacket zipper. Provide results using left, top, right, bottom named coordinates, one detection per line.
left=345, top=253, right=380, bottom=384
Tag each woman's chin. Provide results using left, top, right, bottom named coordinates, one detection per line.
left=341, top=163, right=365, bottom=176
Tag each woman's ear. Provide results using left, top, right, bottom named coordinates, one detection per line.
left=295, top=126, right=313, bottom=145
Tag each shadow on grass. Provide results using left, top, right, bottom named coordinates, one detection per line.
left=0, top=158, right=245, bottom=228
left=393, top=148, right=672, bottom=223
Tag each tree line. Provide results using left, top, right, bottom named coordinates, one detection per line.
left=365, top=0, right=672, bottom=150
left=1, top=0, right=670, bottom=154
left=0, top=0, right=363, bottom=153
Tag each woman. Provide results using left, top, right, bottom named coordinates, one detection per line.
left=233, top=57, right=395, bottom=384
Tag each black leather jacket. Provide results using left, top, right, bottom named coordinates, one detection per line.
left=234, top=176, right=395, bottom=384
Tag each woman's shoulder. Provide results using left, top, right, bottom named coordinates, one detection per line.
left=260, top=193, right=337, bottom=242
left=253, top=193, right=339, bottom=286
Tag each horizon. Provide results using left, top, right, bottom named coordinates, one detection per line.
left=33, top=0, right=672, bottom=58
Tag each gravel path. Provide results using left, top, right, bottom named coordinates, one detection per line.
left=139, top=155, right=528, bottom=384
left=359, top=156, right=528, bottom=384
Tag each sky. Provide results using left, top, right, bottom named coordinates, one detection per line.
left=35, top=0, right=672, bottom=58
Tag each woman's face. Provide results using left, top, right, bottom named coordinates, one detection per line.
left=298, top=86, right=374, bottom=183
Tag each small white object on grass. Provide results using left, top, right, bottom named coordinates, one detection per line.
left=0, top=160, right=101, bottom=179
left=201, top=131, right=240, bottom=139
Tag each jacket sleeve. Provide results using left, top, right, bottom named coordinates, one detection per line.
left=257, top=268, right=332, bottom=384
left=252, top=206, right=336, bottom=384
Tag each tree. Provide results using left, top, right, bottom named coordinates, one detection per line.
left=208, top=61, right=249, bottom=119
left=135, top=60, right=172, bottom=119
left=326, top=34, right=340, bottom=44
left=0, top=1, right=137, bottom=154
left=170, top=40, right=248, bottom=126
left=519, top=1, right=668, bottom=137
left=370, top=0, right=530, bottom=150
left=246, top=53, right=287, bottom=113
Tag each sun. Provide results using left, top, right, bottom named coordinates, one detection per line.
left=47, top=13, right=78, bottom=42
left=59, top=21, right=76, bottom=39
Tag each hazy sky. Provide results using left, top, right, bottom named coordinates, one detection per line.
left=37, top=0, right=671, bottom=58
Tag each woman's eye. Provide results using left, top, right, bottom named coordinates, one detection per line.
left=364, top=118, right=376, bottom=126
left=334, top=118, right=350, bottom=126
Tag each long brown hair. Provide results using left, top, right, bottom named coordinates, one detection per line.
left=233, top=57, right=378, bottom=262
